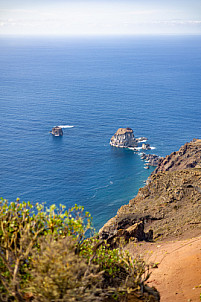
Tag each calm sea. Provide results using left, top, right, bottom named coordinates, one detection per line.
left=0, top=36, right=201, bottom=230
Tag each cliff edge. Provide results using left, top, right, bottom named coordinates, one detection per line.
left=153, top=138, right=201, bottom=174
left=100, top=139, right=201, bottom=241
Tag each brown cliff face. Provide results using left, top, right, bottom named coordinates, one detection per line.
left=122, top=169, right=201, bottom=238
left=99, top=139, right=201, bottom=241
left=153, top=139, right=201, bottom=174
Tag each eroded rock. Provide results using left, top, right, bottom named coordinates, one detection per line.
left=110, top=128, right=138, bottom=148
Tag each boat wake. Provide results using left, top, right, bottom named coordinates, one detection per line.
left=91, top=180, right=114, bottom=199
left=58, top=125, right=74, bottom=129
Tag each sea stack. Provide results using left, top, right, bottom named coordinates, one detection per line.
left=51, top=126, right=63, bottom=136
left=110, top=128, right=138, bottom=148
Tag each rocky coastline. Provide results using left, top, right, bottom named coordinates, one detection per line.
left=100, top=139, right=201, bottom=245
left=140, top=152, right=160, bottom=167
left=110, top=127, right=160, bottom=170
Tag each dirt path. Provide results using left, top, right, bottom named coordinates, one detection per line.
left=127, top=235, right=201, bottom=302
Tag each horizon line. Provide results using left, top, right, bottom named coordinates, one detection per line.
left=1, top=33, right=201, bottom=38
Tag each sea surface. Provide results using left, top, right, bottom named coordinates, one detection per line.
left=0, top=35, right=201, bottom=230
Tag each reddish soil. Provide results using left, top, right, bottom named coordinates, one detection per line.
left=128, top=235, right=201, bottom=302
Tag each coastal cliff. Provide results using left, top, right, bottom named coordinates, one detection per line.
left=110, top=128, right=138, bottom=148
left=100, top=139, right=201, bottom=241
left=153, top=138, right=201, bottom=174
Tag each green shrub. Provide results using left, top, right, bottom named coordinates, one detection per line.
left=27, top=235, right=105, bottom=302
left=0, top=198, right=92, bottom=301
left=27, top=234, right=152, bottom=302
left=0, top=198, right=159, bottom=302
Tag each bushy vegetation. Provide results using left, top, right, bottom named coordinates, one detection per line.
left=0, top=198, right=159, bottom=302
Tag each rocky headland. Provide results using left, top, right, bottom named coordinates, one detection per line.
left=100, top=139, right=201, bottom=242
left=153, top=138, right=201, bottom=174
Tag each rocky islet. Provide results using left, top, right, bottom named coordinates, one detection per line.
left=110, top=127, right=160, bottom=167
left=110, top=127, right=138, bottom=148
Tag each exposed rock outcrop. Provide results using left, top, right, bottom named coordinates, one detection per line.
left=153, top=138, right=201, bottom=174
left=142, top=143, right=151, bottom=150
left=141, top=153, right=160, bottom=167
left=100, top=139, right=201, bottom=242
left=110, top=128, right=138, bottom=148
left=100, top=219, right=153, bottom=248
left=136, top=137, right=148, bottom=143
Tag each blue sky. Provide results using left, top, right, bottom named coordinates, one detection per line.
left=0, top=0, right=201, bottom=36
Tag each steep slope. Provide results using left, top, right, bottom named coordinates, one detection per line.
left=153, top=138, right=201, bottom=174
left=99, top=139, right=201, bottom=241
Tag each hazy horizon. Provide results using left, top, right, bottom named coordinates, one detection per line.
left=1, top=0, right=201, bottom=37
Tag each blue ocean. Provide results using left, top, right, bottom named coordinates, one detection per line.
left=0, top=36, right=201, bottom=230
